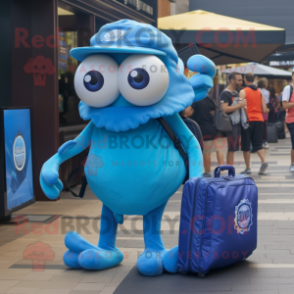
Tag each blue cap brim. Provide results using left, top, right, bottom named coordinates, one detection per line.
left=70, top=46, right=167, bottom=61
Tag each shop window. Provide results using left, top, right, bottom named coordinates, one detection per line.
left=58, top=3, right=93, bottom=127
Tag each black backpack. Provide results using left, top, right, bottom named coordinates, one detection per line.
left=275, top=120, right=285, bottom=139
left=289, top=85, right=293, bottom=102
left=180, top=117, right=203, bottom=151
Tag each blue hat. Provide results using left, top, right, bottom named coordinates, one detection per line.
left=70, top=19, right=178, bottom=63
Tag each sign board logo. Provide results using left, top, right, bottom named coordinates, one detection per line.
left=101, top=29, right=126, bottom=43
left=24, top=55, right=56, bottom=86
left=234, top=199, right=253, bottom=235
left=13, top=135, right=26, bottom=171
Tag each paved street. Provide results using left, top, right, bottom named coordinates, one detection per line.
left=0, top=138, right=293, bottom=294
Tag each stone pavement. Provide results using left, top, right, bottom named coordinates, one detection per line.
left=0, top=138, right=293, bottom=294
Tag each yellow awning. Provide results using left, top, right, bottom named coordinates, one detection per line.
left=158, top=10, right=284, bottom=32
left=158, top=10, right=285, bottom=65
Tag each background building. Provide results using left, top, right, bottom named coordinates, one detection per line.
left=171, top=0, right=188, bottom=15
left=158, top=0, right=171, bottom=17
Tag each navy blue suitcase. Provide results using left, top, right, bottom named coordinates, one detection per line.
left=178, top=165, right=258, bottom=277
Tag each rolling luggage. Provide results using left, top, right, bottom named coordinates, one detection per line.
left=178, top=165, right=258, bottom=277
left=267, top=122, right=278, bottom=143
left=275, top=121, right=285, bottom=139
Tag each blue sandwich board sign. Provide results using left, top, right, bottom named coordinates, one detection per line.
left=0, top=108, right=35, bottom=219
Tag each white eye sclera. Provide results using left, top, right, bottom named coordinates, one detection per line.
left=74, top=55, right=120, bottom=108
left=118, top=54, right=169, bottom=106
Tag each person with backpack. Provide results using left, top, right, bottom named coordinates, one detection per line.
left=268, top=87, right=280, bottom=123
left=258, top=78, right=270, bottom=149
left=185, top=94, right=225, bottom=177
left=239, top=73, right=269, bottom=175
left=220, top=72, right=247, bottom=166
left=282, top=71, right=294, bottom=172
left=179, top=110, right=203, bottom=151
left=277, top=91, right=287, bottom=127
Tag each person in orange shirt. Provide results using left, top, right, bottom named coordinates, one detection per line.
left=239, top=73, right=268, bottom=175
left=282, top=72, right=294, bottom=172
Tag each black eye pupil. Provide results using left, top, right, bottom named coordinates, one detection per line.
left=128, top=68, right=149, bottom=90
left=83, top=70, right=104, bottom=92
left=133, top=71, right=143, bottom=83
left=89, top=74, right=98, bottom=85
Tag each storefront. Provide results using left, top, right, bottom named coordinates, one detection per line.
left=1, top=0, right=158, bottom=201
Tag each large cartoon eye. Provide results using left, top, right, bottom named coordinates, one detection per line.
left=83, top=71, right=104, bottom=92
left=74, top=55, right=119, bottom=108
left=118, top=55, right=169, bottom=106
left=128, top=68, right=149, bottom=90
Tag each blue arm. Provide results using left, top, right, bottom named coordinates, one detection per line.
left=164, top=114, right=203, bottom=178
left=40, top=121, right=94, bottom=199
left=187, top=55, right=216, bottom=102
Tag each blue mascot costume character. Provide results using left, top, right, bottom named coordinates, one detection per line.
left=40, top=20, right=216, bottom=276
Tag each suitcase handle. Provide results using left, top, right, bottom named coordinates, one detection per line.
left=214, top=165, right=235, bottom=178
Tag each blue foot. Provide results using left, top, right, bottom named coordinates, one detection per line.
left=63, top=232, right=98, bottom=269
left=63, top=250, right=82, bottom=269
left=137, top=249, right=167, bottom=276
left=65, top=231, right=97, bottom=252
left=64, top=231, right=123, bottom=270
left=163, top=246, right=179, bottom=273
left=78, top=248, right=124, bottom=270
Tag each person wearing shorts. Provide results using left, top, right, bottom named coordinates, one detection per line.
left=220, top=72, right=246, bottom=165
left=241, top=121, right=264, bottom=154
left=282, top=72, right=294, bottom=172
left=240, top=73, right=268, bottom=175
left=188, top=95, right=225, bottom=177
left=258, top=78, right=270, bottom=149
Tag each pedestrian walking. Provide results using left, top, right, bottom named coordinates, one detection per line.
left=268, top=87, right=280, bottom=123
left=282, top=72, right=294, bottom=172
left=277, top=92, right=285, bottom=121
left=187, top=95, right=225, bottom=177
left=258, top=78, right=270, bottom=149
left=280, top=80, right=293, bottom=135
left=179, top=110, right=203, bottom=151
left=220, top=72, right=247, bottom=166
left=240, top=73, right=269, bottom=175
